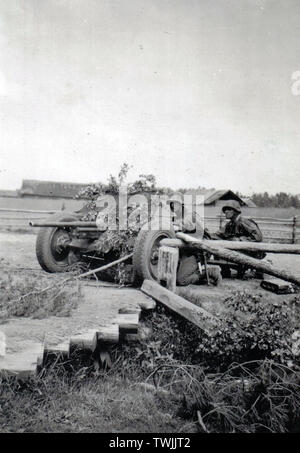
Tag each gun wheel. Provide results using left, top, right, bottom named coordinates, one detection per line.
left=133, top=227, right=176, bottom=282
left=36, top=212, right=80, bottom=273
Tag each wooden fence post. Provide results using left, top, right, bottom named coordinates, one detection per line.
left=219, top=215, right=223, bottom=229
left=292, top=216, right=297, bottom=244
left=157, top=245, right=179, bottom=292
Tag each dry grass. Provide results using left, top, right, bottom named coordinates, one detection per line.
left=0, top=271, right=81, bottom=322
left=1, top=311, right=300, bottom=432
left=147, top=360, right=300, bottom=433
left=0, top=368, right=195, bottom=433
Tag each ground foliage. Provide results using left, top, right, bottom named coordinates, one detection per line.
left=196, top=290, right=300, bottom=369
left=113, top=295, right=300, bottom=433
left=116, top=295, right=300, bottom=376
left=0, top=367, right=189, bottom=433
left=75, top=164, right=172, bottom=284
left=154, top=360, right=300, bottom=433
left=76, top=163, right=170, bottom=217
left=1, top=286, right=300, bottom=432
left=0, top=271, right=81, bottom=321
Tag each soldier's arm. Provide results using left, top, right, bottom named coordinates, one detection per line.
left=210, top=231, right=226, bottom=239
left=211, top=222, right=236, bottom=240
left=239, top=218, right=263, bottom=242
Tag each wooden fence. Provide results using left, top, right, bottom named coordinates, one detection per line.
left=0, top=208, right=57, bottom=231
left=0, top=208, right=299, bottom=244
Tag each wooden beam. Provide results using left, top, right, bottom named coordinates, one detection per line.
left=97, top=325, right=119, bottom=344
left=69, top=330, right=98, bottom=353
left=157, top=245, right=179, bottom=292
left=43, top=342, right=70, bottom=363
left=0, top=343, right=43, bottom=379
left=160, top=238, right=185, bottom=248
left=176, top=232, right=300, bottom=286
left=161, top=237, right=300, bottom=254
left=138, top=299, right=156, bottom=311
left=141, top=280, right=219, bottom=336
left=115, top=313, right=140, bottom=337
left=118, top=307, right=142, bottom=317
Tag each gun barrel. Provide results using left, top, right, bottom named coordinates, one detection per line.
left=29, top=221, right=98, bottom=228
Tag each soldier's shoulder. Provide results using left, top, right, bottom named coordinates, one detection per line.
left=239, top=216, right=259, bottom=228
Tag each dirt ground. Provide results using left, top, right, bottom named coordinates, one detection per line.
left=0, top=232, right=151, bottom=358
left=0, top=231, right=299, bottom=360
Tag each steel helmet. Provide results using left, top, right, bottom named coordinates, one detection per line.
left=222, top=200, right=242, bottom=213
left=166, top=196, right=184, bottom=205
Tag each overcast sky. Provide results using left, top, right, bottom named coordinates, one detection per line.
left=0, top=0, right=299, bottom=195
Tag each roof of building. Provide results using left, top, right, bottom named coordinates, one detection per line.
left=205, top=189, right=245, bottom=205
left=241, top=197, right=257, bottom=208
left=183, top=188, right=246, bottom=205
left=19, top=180, right=89, bottom=199
left=0, top=189, right=19, bottom=198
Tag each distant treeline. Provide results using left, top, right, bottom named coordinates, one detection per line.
left=250, top=192, right=300, bottom=208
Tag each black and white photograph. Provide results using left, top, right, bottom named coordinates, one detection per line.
left=0, top=0, right=300, bottom=435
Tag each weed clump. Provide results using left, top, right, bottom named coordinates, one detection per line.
left=0, top=271, right=81, bottom=321
left=108, top=294, right=300, bottom=433
left=195, top=291, right=300, bottom=370
left=150, top=360, right=300, bottom=433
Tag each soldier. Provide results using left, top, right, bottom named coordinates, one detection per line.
left=176, top=248, right=222, bottom=286
left=211, top=200, right=265, bottom=278
left=168, top=198, right=222, bottom=286
left=212, top=200, right=263, bottom=242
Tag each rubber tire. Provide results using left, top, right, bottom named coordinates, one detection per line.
left=36, top=212, right=79, bottom=273
left=133, top=227, right=176, bottom=282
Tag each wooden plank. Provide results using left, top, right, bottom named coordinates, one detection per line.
left=0, top=343, right=43, bottom=379
left=97, top=324, right=119, bottom=344
left=115, top=313, right=140, bottom=336
left=141, top=280, right=219, bottom=336
left=252, top=220, right=294, bottom=226
left=157, top=245, right=179, bottom=292
left=176, top=232, right=300, bottom=286
left=43, top=342, right=70, bottom=363
left=161, top=237, right=300, bottom=254
left=160, top=238, right=184, bottom=248
left=260, top=278, right=293, bottom=294
left=138, top=298, right=156, bottom=311
left=262, top=238, right=292, bottom=244
left=69, top=330, right=98, bottom=353
left=118, top=307, right=142, bottom=317
left=214, top=214, right=296, bottom=222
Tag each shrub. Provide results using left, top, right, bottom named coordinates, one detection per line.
left=196, top=291, right=300, bottom=370
left=109, top=303, right=300, bottom=432
left=74, top=163, right=172, bottom=284
left=115, top=290, right=300, bottom=380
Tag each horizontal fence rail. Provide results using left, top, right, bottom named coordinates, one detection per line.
left=205, top=215, right=300, bottom=244
left=0, top=208, right=299, bottom=244
left=0, top=208, right=57, bottom=214
left=0, top=208, right=57, bottom=230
